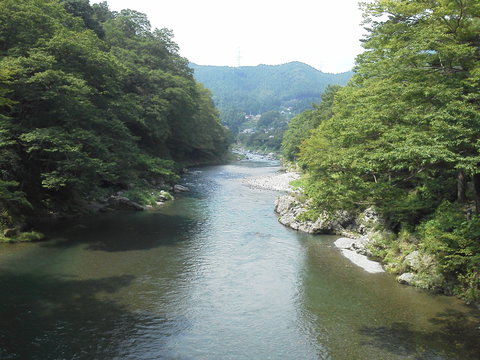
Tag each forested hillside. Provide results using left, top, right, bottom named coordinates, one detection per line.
left=282, top=0, right=480, bottom=302
left=191, top=62, right=352, bottom=115
left=0, top=0, right=228, bottom=240
left=190, top=62, right=352, bottom=132
left=190, top=62, right=352, bottom=153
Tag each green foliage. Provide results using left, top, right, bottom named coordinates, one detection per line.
left=0, top=0, right=227, bottom=228
left=123, top=188, right=170, bottom=207
left=288, top=177, right=307, bottom=191
left=297, top=0, right=480, bottom=219
left=282, top=85, right=341, bottom=161
left=191, top=63, right=351, bottom=151
left=290, top=0, right=480, bottom=300
left=418, top=201, right=480, bottom=301
left=0, top=231, right=45, bottom=243
left=191, top=62, right=352, bottom=116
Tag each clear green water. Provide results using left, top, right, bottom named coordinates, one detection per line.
left=0, top=161, right=479, bottom=359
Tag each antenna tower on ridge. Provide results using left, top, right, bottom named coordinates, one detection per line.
left=237, top=48, right=242, bottom=68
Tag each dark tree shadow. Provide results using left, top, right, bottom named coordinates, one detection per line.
left=359, top=308, right=480, bottom=359
left=37, top=211, right=201, bottom=253
left=0, top=272, right=185, bottom=359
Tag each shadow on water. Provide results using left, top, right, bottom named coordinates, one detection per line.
left=36, top=210, right=200, bottom=253
left=0, top=273, right=139, bottom=359
left=359, top=308, right=480, bottom=359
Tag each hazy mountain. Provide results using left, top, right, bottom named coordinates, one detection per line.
left=190, top=62, right=353, bottom=115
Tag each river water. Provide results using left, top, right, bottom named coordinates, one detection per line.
left=1, top=160, right=479, bottom=359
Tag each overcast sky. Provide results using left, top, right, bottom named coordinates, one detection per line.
left=91, top=0, right=366, bottom=74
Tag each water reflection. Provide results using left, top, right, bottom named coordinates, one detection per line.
left=298, top=234, right=480, bottom=359
left=0, top=161, right=479, bottom=359
left=0, top=273, right=137, bottom=359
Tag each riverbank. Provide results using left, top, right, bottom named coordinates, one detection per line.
left=274, top=193, right=386, bottom=273
left=272, top=183, right=479, bottom=305
left=242, top=169, right=385, bottom=273
left=3, top=160, right=479, bottom=359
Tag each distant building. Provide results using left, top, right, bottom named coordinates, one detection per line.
left=241, top=128, right=255, bottom=134
left=244, top=114, right=261, bottom=121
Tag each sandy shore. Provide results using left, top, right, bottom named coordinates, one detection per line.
left=242, top=172, right=300, bottom=192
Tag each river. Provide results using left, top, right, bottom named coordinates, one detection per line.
left=1, top=160, right=479, bottom=359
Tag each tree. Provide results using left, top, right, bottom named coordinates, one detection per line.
left=0, top=0, right=227, bottom=224
left=61, top=0, right=106, bottom=38
left=282, top=85, right=340, bottom=161
left=297, top=0, right=480, bottom=223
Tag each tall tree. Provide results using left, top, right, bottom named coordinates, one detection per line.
left=298, top=0, right=480, bottom=223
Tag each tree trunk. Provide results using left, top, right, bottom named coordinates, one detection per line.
left=473, top=173, right=480, bottom=214
left=457, top=169, right=467, bottom=204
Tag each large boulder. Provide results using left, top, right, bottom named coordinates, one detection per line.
left=398, top=272, right=417, bottom=285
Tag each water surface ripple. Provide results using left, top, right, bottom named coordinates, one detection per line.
left=1, top=161, right=479, bottom=359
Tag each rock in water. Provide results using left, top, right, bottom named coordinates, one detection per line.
left=174, top=184, right=190, bottom=193
left=107, top=196, right=145, bottom=211
left=398, top=273, right=417, bottom=285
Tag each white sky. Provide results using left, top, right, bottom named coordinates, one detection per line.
left=91, top=0, right=366, bottom=73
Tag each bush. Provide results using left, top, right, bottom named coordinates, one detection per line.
left=419, top=201, right=480, bottom=302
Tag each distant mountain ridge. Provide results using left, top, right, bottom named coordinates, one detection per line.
left=190, top=61, right=353, bottom=115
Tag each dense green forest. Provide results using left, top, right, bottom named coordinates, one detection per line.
left=0, top=0, right=229, bottom=241
left=191, top=62, right=352, bottom=116
left=282, top=0, right=480, bottom=302
left=191, top=62, right=352, bottom=145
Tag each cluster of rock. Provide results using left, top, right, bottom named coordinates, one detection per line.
left=274, top=194, right=381, bottom=236
left=274, top=194, right=387, bottom=273
left=232, top=148, right=278, bottom=161
left=243, top=172, right=300, bottom=192
left=396, top=250, right=443, bottom=289
left=90, top=184, right=190, bottom=213
left=273, top=193, right=446, bottom=288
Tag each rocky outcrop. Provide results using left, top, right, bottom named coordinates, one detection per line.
left=274, top=193, right=388, bottom=273
left=334, top=236, right=373, bottom=257
left=396, top=250, right=444, bottom=290
left=274, top=194, right=385, bottom=236
left=274, top=194, right=355, bottom=234
left=404, top=250, right=437, bottom=272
